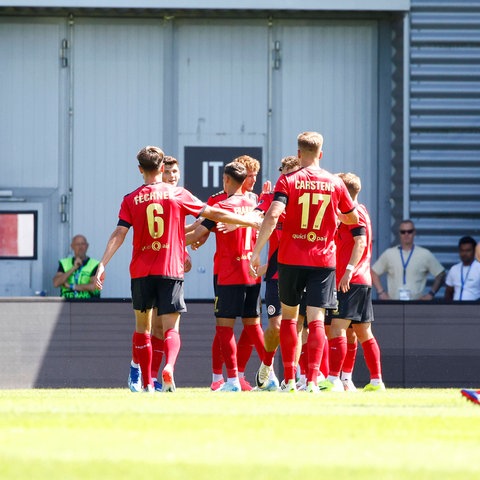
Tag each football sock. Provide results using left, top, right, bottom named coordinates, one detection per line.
left=163, top=328, right=181, bottom=369
left=263, top=348, right=276, bottom=367
left=328, top=336, right=347, bottom=377
left=133, top=332, right=152, bottom=388
left=298, top=342, right=308, bottom=375
left=342, top=339, right=358, bottom=375
left=131, top=332, right=138, bottom=364
left=320, top=335, right=330, bottom=378
left=212, top=373, right=223, bottom=382
left=306, top=320, right=325, bottom=383
left=216, top=325, right=238, bottom=378
left=236, top=328, right=253, bottom=373
left=279, top=319, right=297, bottom=381
left=211, top=333, right=224, bottom=375
left=244, top=324, right=265, bottom=363
left=150, top=335, right=164, bottom=379
left=362, top=337, right=382, bottom=380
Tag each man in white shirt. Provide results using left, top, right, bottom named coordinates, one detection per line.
left=444, top=236, right=480, bottom=301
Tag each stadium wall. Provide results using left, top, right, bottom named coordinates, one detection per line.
left=1, top=299, right=478, bottom=389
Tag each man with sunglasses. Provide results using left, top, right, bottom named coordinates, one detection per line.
left=371, top=219, right=445, bottom=300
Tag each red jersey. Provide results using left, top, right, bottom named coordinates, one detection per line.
left=118, top=182, right=206, bottom=279
left=210, top=194, right=260, bottom=286
left=207, top=191, right=228, bottom=275
left=335, top=203, right=372, bottom=286
left=274, top=166, right=356, bottom=268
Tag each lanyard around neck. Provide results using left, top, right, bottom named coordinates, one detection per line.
left=459, top=263, right=473, bottom=300
left=399, top=245, right=415, bottom=285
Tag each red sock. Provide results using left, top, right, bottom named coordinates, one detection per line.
left=342, top=339, right=358, bottom=374
left=320, top=335, right=330, bottom=378
left=211, top=333, right=224, bottom=375
left=131, top=332, right=138, bottom=364
left=216, top=325, right=237, bottom=378
left=150, top=335, right=164, bottom=379
left=298, top=342, right=308, bottom=375
left=236, top=328, right=253, bottom=374
left=328, top=336, right=347, bottom=376
left=263, top=348, right=276, bottom=367
left=362, top=337, right=382, bottom=379
left=279, top=320, right=297, bottom=381
left=306, top=320, right=325, bottom=383
left=244, top=324, right=265, bottom=363
left=133, top=332, right=152, bottom=387
left=163, top=328, right=181, bottom=369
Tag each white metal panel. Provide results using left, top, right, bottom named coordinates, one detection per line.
left=72, top=18, right=165, bottom=297
left=0, top=19, right=61, bottom=188
left=272, top=20, right=379, bottom=213
left=0, top=1, right=411, bottom=11
left=176, top=19, right=269, bottom=300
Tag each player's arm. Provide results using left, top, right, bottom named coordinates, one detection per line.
left=217, top=209, right=263, bottom=233
left=249, top=200, right=285, bottom=277
left=338, top=230, right=366, bottom=293
left=94, top=225, right=129, bottom=290
left=338, top=208, right=359, bottom=225
left=185, top=223, right=210, bottom=249
left=185, top=217, right=203, bottom=234
left=201, top=205, right=262, bottom=229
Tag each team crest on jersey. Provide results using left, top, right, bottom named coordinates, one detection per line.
left=267, top=304, right=276, bottom=316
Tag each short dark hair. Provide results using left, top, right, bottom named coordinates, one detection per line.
left=458, top=236, right=477, bottom=249
left=137, top=146, right=164, bottom=172
left=224, top=161, right=247, bottom=184
left=163, top=156, right=179, bottom=168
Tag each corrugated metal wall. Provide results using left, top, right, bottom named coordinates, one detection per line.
left=409, top=0, right=480, bottom=270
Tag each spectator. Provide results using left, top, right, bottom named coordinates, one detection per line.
left=52, top=234, right=100, bottom=299
left=371, top=220, right=445, bottom=300
left=444, top=236, right=480, bottom=301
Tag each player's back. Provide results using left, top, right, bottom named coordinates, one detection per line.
left=275, top=166, right=355, bottom=268
left=121, top=182, right=204, bottom=279
left=212, top=194, right=259, bottom=286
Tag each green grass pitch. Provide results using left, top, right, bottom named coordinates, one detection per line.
left=0, top=388, right=479, bottom=479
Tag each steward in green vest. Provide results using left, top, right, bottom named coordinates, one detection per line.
left=58, top=257, right=101, bottom=299
left=53, top=235, right=101, bottom=299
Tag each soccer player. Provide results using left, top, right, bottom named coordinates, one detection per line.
left=187, top=162, right=263, bottom=392
left=148, top=156, right=192, bottom=392
left=319, top=172, right=385, bottom=392
left=94, top=146, right=261, bottom=393
left=461, top=389, right=480, bottom=405
left=194, top=155, right=262, bottom=391
left=254, top=156, right=301, bottom=391
left=249, top=131, right=358, bottom=393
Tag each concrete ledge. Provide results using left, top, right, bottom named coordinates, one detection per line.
left=0, top=298, right=478, bottom=389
